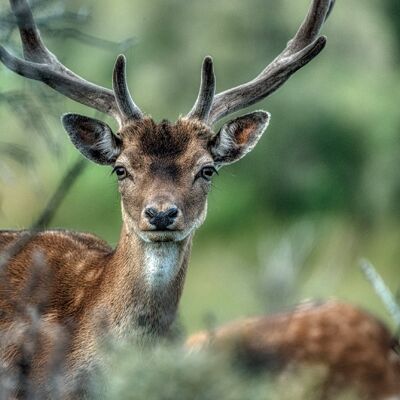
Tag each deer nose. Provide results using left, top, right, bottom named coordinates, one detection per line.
left=144, top=206, right=179, bottom=230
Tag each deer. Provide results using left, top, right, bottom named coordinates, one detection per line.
left=186, top=300, right=400, bottom=400
left=0, top=0, right=335, bottom=397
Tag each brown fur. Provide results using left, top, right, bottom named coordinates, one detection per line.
left=116, top=118, right=214, bottom=238
left=186, top=301, right=400, bottom=400
left=0, top=225, right=193, bottom=397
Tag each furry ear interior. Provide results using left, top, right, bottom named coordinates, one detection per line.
left=62, top=114, right=121, bottom=165
left=210, top=111, right=270, bottom=166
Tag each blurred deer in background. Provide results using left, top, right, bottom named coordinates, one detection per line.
left=0, top=0, right=334, bottom=396
left=187, top=301, right=400, bottom=400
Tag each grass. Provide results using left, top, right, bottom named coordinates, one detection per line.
left=102, top=342, right=359, bottom=400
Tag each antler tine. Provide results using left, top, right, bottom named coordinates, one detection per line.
left=287, top=0, right=333, bottom=53
left=10, top=0, right=54, bottom=63
left=187, top=56, right=215, bottom=122
left=113, top=55, right=143, bottom=123
left=0, top=0, right=126, bottom=126
left=207, top=0, right=334, bottom=125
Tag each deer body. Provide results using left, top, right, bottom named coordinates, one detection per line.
left=0, top=227, right=190, bottom=335
left=0, top=227, right=191, bottom=392
left=0, top=0, right=335, bottom=396
left=186, top=301, right=400, bottom=400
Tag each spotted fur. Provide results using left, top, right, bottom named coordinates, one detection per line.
left=186, top=301, right=400, bottom=400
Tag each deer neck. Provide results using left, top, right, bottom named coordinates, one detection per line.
left=102, top=222, right=192, bottom=339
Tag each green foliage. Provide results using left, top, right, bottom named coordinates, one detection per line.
left=384, top=0, right=400, bottom=57
left=101, top=343, right=358, bottom=400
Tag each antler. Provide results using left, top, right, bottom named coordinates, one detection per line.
left=0, top=0, right=142, bottom=127
left=113, top=55, right=143, bottom=123
left=187, top=56, right=216, bottom=121
left=189, top=0, right=335, bottom=125
left=1, top=0, right=334, bottom=128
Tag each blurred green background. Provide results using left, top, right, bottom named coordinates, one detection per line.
left=0, top=0, right=399, bottom=334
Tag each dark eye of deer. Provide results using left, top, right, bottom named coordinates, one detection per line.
left=112, top=166, right=127, bottom=181
left=197, top=166, right=218, bottom=182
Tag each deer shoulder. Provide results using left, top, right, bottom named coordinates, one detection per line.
left=0, top=230, right=113, bottom=319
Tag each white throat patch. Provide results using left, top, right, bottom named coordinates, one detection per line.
left=144, top=242, right=181, bottom=289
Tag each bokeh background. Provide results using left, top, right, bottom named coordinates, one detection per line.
left=0, top=0, right=399, bottom=334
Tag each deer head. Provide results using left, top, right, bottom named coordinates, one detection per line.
left=0, top=0, right=334, bottom=243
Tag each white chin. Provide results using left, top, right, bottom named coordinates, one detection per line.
left=137, top=230, right=190, bottom=243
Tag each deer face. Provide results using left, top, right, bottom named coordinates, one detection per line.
left=62, top=112, right=269, bottom=243
left=116, top=118, right=214, bottom=243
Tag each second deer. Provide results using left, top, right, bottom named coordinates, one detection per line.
left=187, top=301, right=400, bottom=400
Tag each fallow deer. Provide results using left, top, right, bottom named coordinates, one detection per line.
left=0, top=0, right=334, bottom=396
left=186, top=301, right=400, bottom=400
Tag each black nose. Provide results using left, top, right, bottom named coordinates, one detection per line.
left=144, top=207, right=179, bottom=230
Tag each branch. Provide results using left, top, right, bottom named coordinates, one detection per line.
left=0, top=158, right=87, bottom=272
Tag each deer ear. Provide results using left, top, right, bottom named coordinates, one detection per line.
left=62, top=114, right=121, bottom=165
left=210, top=111, right=270, bottom=166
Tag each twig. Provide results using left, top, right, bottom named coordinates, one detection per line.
left=44, top=27, right=137, bottom=51
left=33, top=158, right=86, bottom=230
left=0, top=158, right=87, bottom=272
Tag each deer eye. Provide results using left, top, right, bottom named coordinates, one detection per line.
left=112, top=166, right=127, bottom=181
left=196, top=166, right=218, bottom=182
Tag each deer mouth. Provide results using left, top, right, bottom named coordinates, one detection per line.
left=139, top=229, right=187, bottom=243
